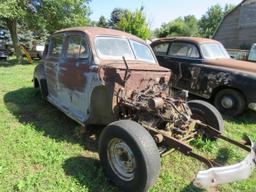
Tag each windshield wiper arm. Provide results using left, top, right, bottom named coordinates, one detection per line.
left=122, top=56, right=131, bottom=82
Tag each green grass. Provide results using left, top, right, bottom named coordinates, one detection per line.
left=0, top=59, right=256, bottom=192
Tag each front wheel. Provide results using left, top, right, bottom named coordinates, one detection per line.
left=188, top=100, right=224, bottom=140
left=99, top=120, right=160, bottom=192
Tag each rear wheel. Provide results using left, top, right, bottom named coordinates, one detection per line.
left=99, top=120, right=160, bottom=192
left=188, top=100, right=224, bottom=140
left=214, top=89, right=246, bottom=117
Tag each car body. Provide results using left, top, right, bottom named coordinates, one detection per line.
left=34, top=27, right=170, bottom=126
left=248, top=43, right=256, bottom=62
left=0, top=43, right=9, bottom=60
left=151, top=37, right=256, bottom=116
left=33, top=28, right=256, bottom=191
left=29, top=45, right=45, bottom=59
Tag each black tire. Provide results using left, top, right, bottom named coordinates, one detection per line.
left=39, top=79, right=48, bottom=99
left=99, top=120, right=160, bottom=192
left=188, top=100, right=224, bottom=139
left=214, top=89, right=246, bottom=117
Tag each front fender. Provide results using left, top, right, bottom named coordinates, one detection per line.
left=34, top=63, right=46, bottom=80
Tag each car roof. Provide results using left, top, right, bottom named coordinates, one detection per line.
left=152, top=37, right=219, bottom=45
left=54, top=27, right=145, bottom=44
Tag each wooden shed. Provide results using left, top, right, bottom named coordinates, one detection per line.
left=213, top=0, right=256, bottom=49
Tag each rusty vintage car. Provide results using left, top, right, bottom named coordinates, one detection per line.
left=33, top=27, right=256, bottom=191
left=151, top=37, right=256, bottom=116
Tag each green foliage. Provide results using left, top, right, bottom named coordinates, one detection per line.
left=0, top=0, right=26, bottom=20
left=97, top=16, right=108, bottom=28
left=24, top=0, right=91, bottom=34
left=155, top=4, right=235, bottom=38
left=109, top=8, right=128, bottom=28
left=199, top=4, right=235, bottom=38
left=155, top=15, right=199, bottom=38
left=117, top=7, right=151, bottom=40
left=0, top=0, right=91, bottom=61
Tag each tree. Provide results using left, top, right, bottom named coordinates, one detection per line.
left=24, top=0, right=91, bottom=34
left=0, top=0, right=91, bottom=62
left=117, top=7, right=151, bottom=40
left=184, top=15, right=199, bottom=36
left=199, top=4, right=235, bottom=38
left=0, top=0, right=27, bottom=61
left=155, top=15, right=199, bottom=38
left=97, top=16, right=108, bottom=27
left=109, top=8, right=128, bottom=28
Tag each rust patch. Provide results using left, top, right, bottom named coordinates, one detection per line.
left=99, top=63, right=171, bottom=110
left=190, top=66, right=201, bottom=90
left=206, top=72, right=232, bottom=93
left=59, top=60, right=89, bottom=92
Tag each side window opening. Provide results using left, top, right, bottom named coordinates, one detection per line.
left=168, top=42, right=199, bottom=58
left=80, top=37, right=89, bottom=58
left=49, top=35, right=63, bottom=57
left=153, top=43, right=169, bottom=56
left=66, top=35, right=89, bottom=59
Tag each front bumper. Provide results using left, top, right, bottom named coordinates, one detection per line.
left=194, top=143, right=256, bottom=189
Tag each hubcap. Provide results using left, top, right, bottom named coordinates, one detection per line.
left=107, top=138, right=136, bottom=181
left=221, top=96, right=234, bottom=109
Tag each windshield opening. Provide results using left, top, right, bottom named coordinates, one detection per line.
left=130, top=40, right=156, bottom=63
left=95, top=36, right=156, bottom=64
left=200, top=43, right=230, bottom=59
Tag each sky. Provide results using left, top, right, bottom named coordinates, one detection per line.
left=90, top=0, right=242, bottom=29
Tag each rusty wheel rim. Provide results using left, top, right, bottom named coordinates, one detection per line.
left=107, top=138, right=136, bottom=181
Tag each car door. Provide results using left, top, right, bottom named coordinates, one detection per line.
left=44, top=33, right=64, bottom=103
left=152, top=42, right=181, bottom=87
left=57, top=32, right=95, bottom=123
left=167, top=42, right=202, bottom=91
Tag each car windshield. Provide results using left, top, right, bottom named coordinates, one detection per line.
left=248, top=45, right=256, bottom=62
left=200, top=43, right=230, bottom=59
left=95, top=36, right=156, bottom=64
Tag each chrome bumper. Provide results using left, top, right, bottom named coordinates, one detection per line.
left=194, top=143, right=256, bottom=189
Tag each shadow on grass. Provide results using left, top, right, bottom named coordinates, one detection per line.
left=4, top=87, right=101, bottom=152
left=4, top=87, right=119, bottom=191
left=214, top=147, right=230, bottom=165
left=63, top=156, right=119, bottom=192
left=223, top=110, right=256, bottom=125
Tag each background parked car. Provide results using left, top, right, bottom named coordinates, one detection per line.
left=23, top=44, right=45, bottom=60
left=0, top=43, right=9, bottom=60
left=29, top=44, right=45, bottom=59
left=248, top=43, right=256, bottom=62
left=151, top=37, right=256, bottom=116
